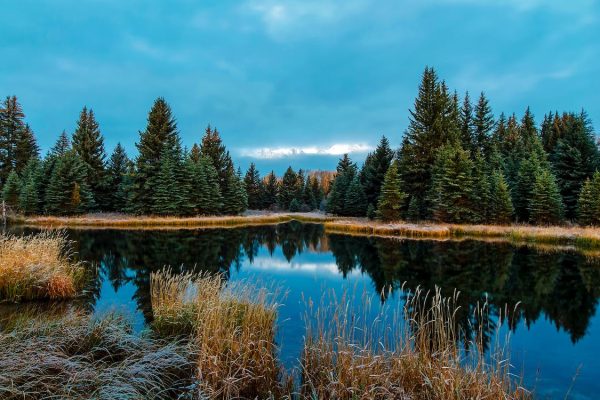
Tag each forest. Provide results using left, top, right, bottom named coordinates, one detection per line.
left=1, top=67, right=599, bottom=225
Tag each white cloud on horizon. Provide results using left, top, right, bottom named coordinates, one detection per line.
left=239, top=143, right=373, bottom=159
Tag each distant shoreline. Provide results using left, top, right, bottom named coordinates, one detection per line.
left=9, top=211, right=600, bottom=251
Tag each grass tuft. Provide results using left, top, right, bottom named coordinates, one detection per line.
left=0, top=231, right=87, bottom=302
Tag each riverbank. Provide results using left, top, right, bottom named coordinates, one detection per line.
left=10, top=211, right=600, bottom=249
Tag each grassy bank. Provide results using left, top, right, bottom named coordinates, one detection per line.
left=0, top=274, right=528, bottom=399
left=11, top=212, right=600, bottom=249
left=0, top=232, right=87, bottom=302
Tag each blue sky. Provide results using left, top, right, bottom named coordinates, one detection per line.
left=1, top=0, right=598, bottom=173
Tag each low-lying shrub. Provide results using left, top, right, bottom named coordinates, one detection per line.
left=0, top=231, right=87, bottom=302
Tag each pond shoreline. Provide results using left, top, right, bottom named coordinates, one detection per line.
left=10, top=212, right=600, bottom=250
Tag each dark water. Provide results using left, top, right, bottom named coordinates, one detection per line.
left=4, top=222, right=600, bottom=399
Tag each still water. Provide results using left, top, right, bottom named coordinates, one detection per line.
left=5, top=222, right=600, bottom=399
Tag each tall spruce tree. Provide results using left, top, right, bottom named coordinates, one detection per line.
left=151, top=144, right=181, bottom=215
left=221, top=166, right=247, bottom=215
left=2, top=170, right=21, bottom=209
left=45, top=150, right=95, bottom=215
left=577, top=171, right=600, bottom=226
left=302, top=176, right=317, bottom=210
left=72, top=107, right=107, bottom=208
left=199, top=156, right=222, bottom=214
left=106, top=143, right=131, bottom=212
left=0, top=96, right=26, bottom=184
left=200, top=125, right=233, bottom=192
left=488, top=170, right=513, bottom=224
left=133, top=98, right=179, bottom=214
left=278, top=167, right=298, bottom=210
left=473, top=92, right=494, bottom=156
left=19, top=158, right=43, bottom=215
left=529, top=169, right=563, bottom=225
left=15, top=124, right=39, bottom=174
left=327, top=154, right=357, bottom=215
left=460, top=91, right=475, bottom=152
left=399, top=67, right=459, bottom=219
left=428, top=143, right=477, bottom=223
left=344, top=175, right=367, bottom=216
left=244, top=163, right=263, bottom=210
left=376, top=160, right=407, bottom=221
left=262, top=171, right=279, bottom=210
left=361, top=136, right=394, bottom=209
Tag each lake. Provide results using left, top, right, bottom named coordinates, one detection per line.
left=4, top=222, right=600, bottom=399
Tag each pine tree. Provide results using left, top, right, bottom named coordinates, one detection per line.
left=376, top=160, right=407, bottom=221
left=199, top=156, right=223, bottom=214
left=361, top=136, right=394, bottom=207
left=2, top=170, right=21, bottom=209
left=310, top=174, right=323, bottom=208
left=14, top=124, right=39, bottom=174
left=51, top=131, right=71, bottom=156
left=460, top=91, right=475, bottom=152
left=0, top=96, right=26, bottom=184
left=398, top=67, right=459, bottom=219
left=428, top=143, right=477, bottom=223
left=344, top=175, right=367, bottom=216
left=278, top=167, right=298, bottom=210
left=289, top=198, right=301, bottom=212
left=221, top=166, right=247, bottom=215
left=473, top=92, right=494, bottom=156
left=19, top=158, right=43, bottom=215
left=106, top=143, right=131, bottom=212
left=45, top=150, right=95, bottom=215
left=548, top=112, right=599, bottom=219
left=577, top=171, right=600, bottom=226
left=513, top=154, right=544, bottom=222
left=190, top=143, right=201, bottom=163
left=302, top=176, right=317, bottom=210
left=72, top=107, right=107, bottom=208
left=152, top=144, right=180, bottom=215
left=262, top=171, right=279, bottom=210
left=243, top=163, right=263, bottom=210
left=133, top=98, right=179, bottom=214
left=200, top=125, right=233, bottom=192
left=471, top=151, right=491, bottom=223
left=529, top=169, right=563, bottom=225
left=327, top=155, right=357, bottom=215
left=488, top=170, right=513, bottom=224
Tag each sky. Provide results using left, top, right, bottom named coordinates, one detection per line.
left=1, top=0, right=598, bottom=173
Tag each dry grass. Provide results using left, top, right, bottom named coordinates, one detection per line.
left=150, top=269, right=290, bottom=399
left=300, top=286, right=529, bottom=400
left=0, top=311, right=195, bottom=399
left=0, top=231, right=87, bottom=302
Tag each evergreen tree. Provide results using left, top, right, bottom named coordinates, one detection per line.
left=244, top=163, right=263, bottom=210
left=289, top=198, right=300, bottom=212
left=529, top=169, right=563, bottom=225
left=45, top=150, right=95, bottom=215
left=547, top=112, right=599, bottom=219
left=399, top=67, right=459, bottom=219
left=473, top=92, right=494, bottom=156
left=0, top=96, right=25, bottom=184
left=376, top=160, right=407, bottom=221
left=302, top=176, right=317, bottom=210
left=577, top=171, right=600, bottom=225
left=19, top=158, right=43, bottom=215
left=200, top=125, right=233, bottom=191
left=106, top=143, right=131, bottom=212
left=152, top=144, right=181, bottom=215
left=471, top=151, right=491, bottom=223
left=327, top=154, right=357, bottom=215
left=190, top=143, right=201, bottom=163
left=513, top=154, right=544, bottom=222
left=51, top=131, right=71, bottom=156
left=428, top=143, right=477, bottom=223
left=133, top=98, right=179, bottom=214
left=344, top=175, right=367, bottom=216
left=199, top=156, right=222, bottom=214
left=14, top=124, right=39, bottom=174
left=488, top=170, right=513, bottom=224
left=361, top=136, right=394, bottom=207
left=278, top=167, right=298, bottom=210
left=460, top=91, right=475, bottom=152
left=262, top=171, right=279, bottom=210
left=310, top=174, right=324, bottom=208
left=2, top=170, right=21, bottom=209
left=72, top=107, right=107, bottom=208
left=221, top=166, right=247, bottom=215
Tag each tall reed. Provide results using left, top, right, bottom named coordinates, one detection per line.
left=0, top=231, right=86, bottom=302
left=151, top=269, right=289, bottom=398
left=300, top=286, right=529, bottom=400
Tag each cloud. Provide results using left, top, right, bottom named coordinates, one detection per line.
left=239, top=143, right=373, bottom=159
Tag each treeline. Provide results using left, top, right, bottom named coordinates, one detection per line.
left=0, top=97, right=329, bottom=216
left=327, top=67, right=600, bottom=225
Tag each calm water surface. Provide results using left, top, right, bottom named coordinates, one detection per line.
left=4, top=222, right=600, bottom=399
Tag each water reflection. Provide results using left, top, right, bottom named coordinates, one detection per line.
left=9, top=222, right=600, bottom=346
